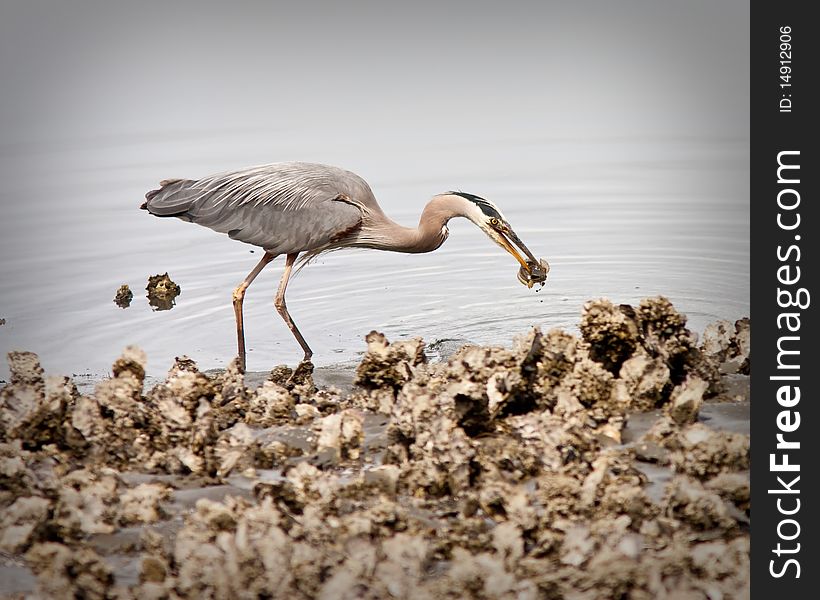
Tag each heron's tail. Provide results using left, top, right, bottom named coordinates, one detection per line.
left=141, top=179, right=197, bottom=217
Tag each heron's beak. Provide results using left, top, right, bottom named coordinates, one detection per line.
left=491, top=224, right=539, bottom=272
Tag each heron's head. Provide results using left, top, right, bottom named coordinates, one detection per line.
left=442, top=191, right=541, bottom=275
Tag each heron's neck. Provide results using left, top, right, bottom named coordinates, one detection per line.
left=369, top=196, right=458, bottom=254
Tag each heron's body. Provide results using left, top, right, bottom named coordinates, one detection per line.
left=144, top=162, right=447, bottom=258
left=142, top=161, right=545, bottom=369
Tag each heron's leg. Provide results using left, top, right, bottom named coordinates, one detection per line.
left=274, top=253, right=313, bottom=361
left=232, top=252, right=275, bottom=371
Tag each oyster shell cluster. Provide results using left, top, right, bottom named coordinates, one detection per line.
left=0, top=297, right=751, bottom=599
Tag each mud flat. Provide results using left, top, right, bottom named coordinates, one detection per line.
left=0, top=297, right=750, bottom=599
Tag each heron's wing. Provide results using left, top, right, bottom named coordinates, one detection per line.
left=222, top=198, right=362, bottom=255
left=143, top=163, right=367, bottom=254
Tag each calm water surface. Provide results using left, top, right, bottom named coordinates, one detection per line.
left=0, top=131, right=749, bottom=378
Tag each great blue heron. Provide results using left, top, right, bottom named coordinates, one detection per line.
left=141, top=162, right=547, bottom=369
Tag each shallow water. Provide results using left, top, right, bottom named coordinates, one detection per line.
left=0, top=132, right=748, bottom=378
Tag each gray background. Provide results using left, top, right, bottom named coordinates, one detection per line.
left=0, top=1, right=749, bottom=377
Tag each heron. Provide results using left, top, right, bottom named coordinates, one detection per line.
left=141, top=162, right=548, bottom=370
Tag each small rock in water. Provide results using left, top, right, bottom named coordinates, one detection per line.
left=146, top=273, right=181, bottom=311
left=113, top=284, right=133, bottom=309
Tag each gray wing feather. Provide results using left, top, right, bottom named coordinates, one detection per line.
left=143, top=162, right=370, bottom=255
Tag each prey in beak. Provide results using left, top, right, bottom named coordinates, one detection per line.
left=490, top=219, right=550, bottom=288
left=487, top=219, right=550, bottom=288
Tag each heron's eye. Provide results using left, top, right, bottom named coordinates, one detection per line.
left=489, top=218, right=500, bottom=227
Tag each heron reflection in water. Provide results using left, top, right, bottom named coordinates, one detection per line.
left=142, top=162, right=548, bottom=369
